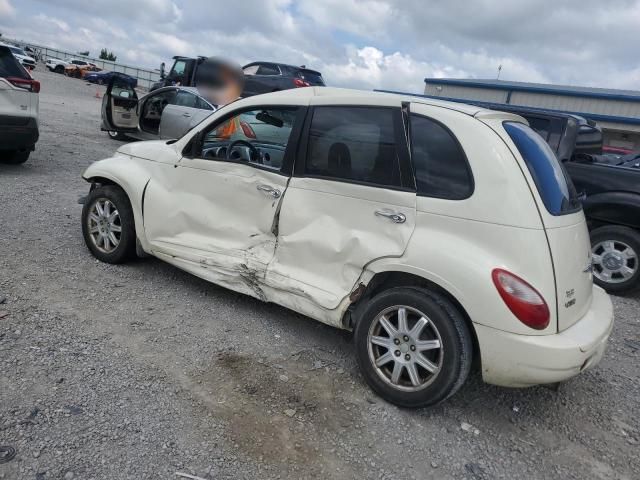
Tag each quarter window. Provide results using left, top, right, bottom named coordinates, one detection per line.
left=256, top=64, right=280, bottom=76
left=305, top=107, right=402, bottom=188
left=410, top=114, right=473, bottom=199
left=200, top=107, right=298, bottom=172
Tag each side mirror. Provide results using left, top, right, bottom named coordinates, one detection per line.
left=160, top=62, right=166, bottom=79
left=187, top=130, right=204, bottom=158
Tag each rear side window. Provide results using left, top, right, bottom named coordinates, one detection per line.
left=257, top=64, right=280, bottom=76
left=504, top=121, right=580, bottom=215
left=0, top=47, right=29, bottom=79
left=305, top=106, right=402, bottom=188
left=410, top=114, right=473, bottom=199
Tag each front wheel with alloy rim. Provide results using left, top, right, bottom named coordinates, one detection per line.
left=81, top=185, right=136, bottom=264
left=590, top=225, right=640, bottom=294
left=354, top=287, right=473, bottom=408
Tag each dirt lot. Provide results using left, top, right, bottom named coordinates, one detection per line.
left=0, top=67, right=639, bottom=480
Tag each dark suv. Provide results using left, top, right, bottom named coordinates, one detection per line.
left=241, top=62, right=325, bottom=97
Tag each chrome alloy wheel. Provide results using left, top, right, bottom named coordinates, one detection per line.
left=367, top=305, right=443, bottom=392
left=87, top=198, right=122, bottom=253
left=592, top=240, right=638, bottom=284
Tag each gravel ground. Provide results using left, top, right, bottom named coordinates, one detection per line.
left=0, top=66, right=639, bottom=480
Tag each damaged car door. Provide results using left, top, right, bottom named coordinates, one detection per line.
left=266, top=104, right=417, bottom=311
left=142, top=106, right=305, bottom=298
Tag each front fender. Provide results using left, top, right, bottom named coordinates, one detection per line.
left=83, top=154, right=152, bottom=249
left=583, top=192, right=640, bottom=229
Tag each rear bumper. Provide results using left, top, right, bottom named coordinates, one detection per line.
left=0, top=116, right=39, bottom=151
left=476, top=285, right=614, bottom=387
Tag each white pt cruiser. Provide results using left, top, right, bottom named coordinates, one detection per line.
left=81, top=88, right=614, bottom=408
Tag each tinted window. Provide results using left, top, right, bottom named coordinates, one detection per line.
left=504, top=121, right=580, bottom=215
left=200, top=107, right=298, bottom=172
left=257, top=64, right=280, bottom=76
left=526, top=117, right=551, bottom=141
left=175, top=90, right=198, bottom=108
left=410, top=114, right=473, bottom=199
left=305, top=107, right=402, bottom=188
left=0, top=48, right=29, bottom=78
left=243, top=65, right=259, bottom=75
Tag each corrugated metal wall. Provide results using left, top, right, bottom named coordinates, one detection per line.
left=424, top=84, right=640, bottom=119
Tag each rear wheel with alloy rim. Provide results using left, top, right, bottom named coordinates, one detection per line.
left=81, top=185, right=136, bottom=264
left=355, top=287, right=473, bottom=408
left=590, top=225, right=640, bottom=294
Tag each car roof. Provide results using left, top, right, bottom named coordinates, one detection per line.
left=243, top=62, right=322, bottom=74
left=230, top=87, right=505, bottom=119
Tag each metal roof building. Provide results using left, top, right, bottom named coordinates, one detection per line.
left=424, top=78, right=640, bottom=151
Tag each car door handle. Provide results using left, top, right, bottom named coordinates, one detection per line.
left=257, top=184, right=281, bottom=199
left=375, top=210, right=406, bottom=224
left=182, top=113, right=192, bottom=118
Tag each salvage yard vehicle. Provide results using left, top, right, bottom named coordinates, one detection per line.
left=101, top=74, right=215, bottom=141
left=241, top=62, right=325, bottom=96
left=46, top=57, right=90, bottom=74
left=150, top=56, right=325, bottom=97
left=80, top=88, right=613, bottom=407
left=0, top=43, right=36, bottom=70
left=85, top=70, right=137, bottom=88
left=0, top=45, right=40, bottom=164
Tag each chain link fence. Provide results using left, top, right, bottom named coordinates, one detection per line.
left=3, top=38, right=161, bottom=90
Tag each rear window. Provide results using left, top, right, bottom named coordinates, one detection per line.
left=298, top=69, right=324, bottom=86
left=0, top=47, right=29, bottom=79
left=504, top=121, right=580, bottom=216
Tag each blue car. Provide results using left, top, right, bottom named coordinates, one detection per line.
left=85, top=70, right=137, bottom=88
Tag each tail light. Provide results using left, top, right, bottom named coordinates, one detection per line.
left=492, top=268, right=550, bottom=330
left=7, top=77, right=40, bottom=93
left=293, top=78, right=310, bottom=87
left=239, top=120, right=256, bottom=139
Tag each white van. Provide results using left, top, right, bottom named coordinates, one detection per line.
left=80, top=88, right=613, bottom=407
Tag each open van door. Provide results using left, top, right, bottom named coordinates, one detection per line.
left=101, top=73, right=139, bottom=133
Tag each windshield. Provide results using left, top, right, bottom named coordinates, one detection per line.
left=504, top=121, right=581, bottom=216
left=9, top=46, right=26, bottom=56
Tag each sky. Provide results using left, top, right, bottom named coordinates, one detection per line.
left=1, top=0, right=639, bottom=92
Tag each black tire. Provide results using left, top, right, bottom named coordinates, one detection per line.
left=81, top=185, right=136, bottom=264
left=0, top=150, right=30, bottom=164
left=54, top=65, right=64, bottom=74
left=590, top=225, right=640, bottom=294
left=107, top=131, right=127, bottom=141
left=354, top=287, right=473, bottom=408
left=97, top=78, right=104, bottom=85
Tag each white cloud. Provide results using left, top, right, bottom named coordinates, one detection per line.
left=2, top=0, right=639, bottom=93
left=0, top=0, right=13, bottom=16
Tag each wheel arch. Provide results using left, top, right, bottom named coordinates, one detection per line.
left=83, top=162, right=151, bottom=250
left=347, top=269, right=481, bottom=368
left=583, top=192, right=640, bottom=230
